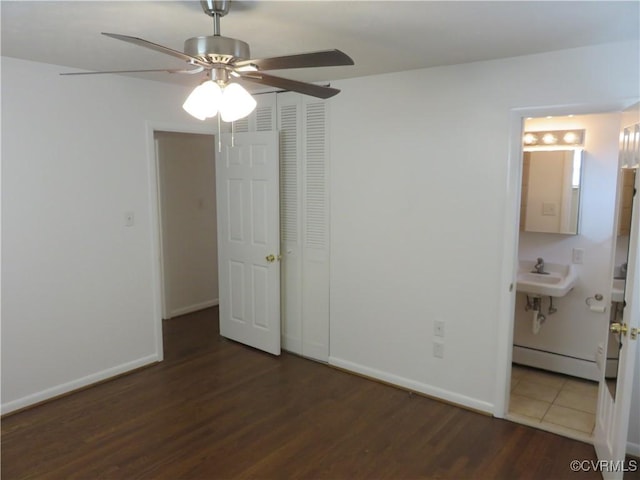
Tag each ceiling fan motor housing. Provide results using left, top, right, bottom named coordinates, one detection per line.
left=184, top=35, right=250, bottom=63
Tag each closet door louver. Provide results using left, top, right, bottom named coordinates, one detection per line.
left=278, top=96, right=303, bottom=354
left=300, top=98, right=330, bottom=361
left=232, top=93, right=276, bottom=134
left=304, top=102, right=327, bottom=250
left=280, top=104, right=300, bottom=245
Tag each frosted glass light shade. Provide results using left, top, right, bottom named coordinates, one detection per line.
left=219, top=83, right=257, bottom=122
left=182, top=81, right=222, bottom=120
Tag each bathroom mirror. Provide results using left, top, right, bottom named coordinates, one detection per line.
left=520, top=149, right=583, bottom=234
left=606, top=167, right=637, bottom=401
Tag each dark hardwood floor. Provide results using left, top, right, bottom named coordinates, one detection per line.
left=0, top=307, right=625, bottom=479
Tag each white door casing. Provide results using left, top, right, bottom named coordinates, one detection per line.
left=216, top=131, right=281, bottom=355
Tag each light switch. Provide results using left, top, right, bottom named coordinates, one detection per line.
left=572, top=248, right=584, bottom=264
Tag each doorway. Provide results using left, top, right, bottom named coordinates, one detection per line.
left=506, top=111, right=622, bottom=441
left=155, top=131, right=218, bottom=320
left=494, top=101, right=639, bottom=442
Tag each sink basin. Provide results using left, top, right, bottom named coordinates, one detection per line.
left=516, top=260, right=578, bottom=297
left=518, top=272, right=562, bottom=285
left=612, top=278, right=625, bottom=302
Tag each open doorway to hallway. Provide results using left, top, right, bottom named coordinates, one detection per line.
left=154, top=131, right=218, bottom=320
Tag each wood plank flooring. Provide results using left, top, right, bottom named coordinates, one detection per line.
left=0, top=307, right=619, bottom=479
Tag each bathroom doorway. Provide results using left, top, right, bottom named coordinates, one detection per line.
left=505, top=110, right=626, bottom=442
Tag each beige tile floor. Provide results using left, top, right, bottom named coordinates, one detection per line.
left=508, top=364, right=599, bottom=441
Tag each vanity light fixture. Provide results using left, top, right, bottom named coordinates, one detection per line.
left=522, top=129, right=585, bottom=149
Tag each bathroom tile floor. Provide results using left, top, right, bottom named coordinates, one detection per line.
left=508, top=364, right=599, bottom=442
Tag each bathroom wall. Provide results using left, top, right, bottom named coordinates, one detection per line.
left=515, top=112, right=622, bottom=380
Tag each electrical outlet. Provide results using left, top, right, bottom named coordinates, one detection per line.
left=572, top=248, right=584, bottom=264
left=433, top=341, right=444, bottom=359
left=434, top=320, right=445, bottom=338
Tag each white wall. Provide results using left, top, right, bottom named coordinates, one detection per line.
left=328, top=41, right=639, bottom=412
left=1, top=40, right=639, bottom=443
left=155, top=131, right=218, bottom=319
left=1, top=56, right=212, bottom=412
left=514, top=112, right=621, bottom=380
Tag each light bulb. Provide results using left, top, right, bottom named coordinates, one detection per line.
left=183, top=81, right=222, bottom=120
left=563, top=132, right=577, bottom=144
left=542, top=133, right=557, bottom=144
left=219, top=83, right=257, bottom=122
left=523, top=133, right=537, bottom=145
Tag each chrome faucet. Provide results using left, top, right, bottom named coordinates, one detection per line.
left=532, top=257, right=547, bottom=274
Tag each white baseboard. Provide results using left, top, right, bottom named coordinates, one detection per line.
left=282, top=335, right=302, bottom=355
left=628, top=441, right=640, bottom=458
left=329, top=356, right=493, bottom=414
left=512, top=345, right=600, bottom=381
left=1, top=354, right=160, bottom=415
left=167, top=299, right=219, bottom=319
left=302, top=341, right=328, bottom=363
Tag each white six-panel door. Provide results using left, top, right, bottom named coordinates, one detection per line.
left=216, top=131, right=281, bottom=355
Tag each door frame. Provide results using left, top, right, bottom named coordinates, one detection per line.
left=145, top=121, right=216, bottom=361
left=494, top=98, right=640, bottom=420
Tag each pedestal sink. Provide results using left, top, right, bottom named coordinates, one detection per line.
left=516, top=260, right=578, bottom=297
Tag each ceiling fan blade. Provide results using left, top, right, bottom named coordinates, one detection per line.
left=60, top=67, right=205, bottom=76
left=235, top=49, right=354, bottom=71
left=240, top=72, right=340, bottom=99
left=102, top=32, right=209, bottom=67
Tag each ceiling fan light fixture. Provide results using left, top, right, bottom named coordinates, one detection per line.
left=183, top=80, right=222, bottom=120
left=219, top=82, right=257, bottom=122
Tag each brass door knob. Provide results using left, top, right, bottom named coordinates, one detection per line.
left=265, top=254, right=281, bottom=263
left=610, top=322, right=628, bottom=336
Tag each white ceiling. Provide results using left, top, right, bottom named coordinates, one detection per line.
left=2, top=1, right=638, bottom=92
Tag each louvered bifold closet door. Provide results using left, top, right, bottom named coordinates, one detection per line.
left=276, top=93, right=330, bottom=361
left=232, top=93, right=277, bottom=134
left=278, top=94, right=304, bottom=354
left=300, top=98, right=330, bottom=361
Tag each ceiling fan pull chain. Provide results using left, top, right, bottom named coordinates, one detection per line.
left=231, top=119, right=235, bottom=148
left=217, top=112, right=222, bottom=153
